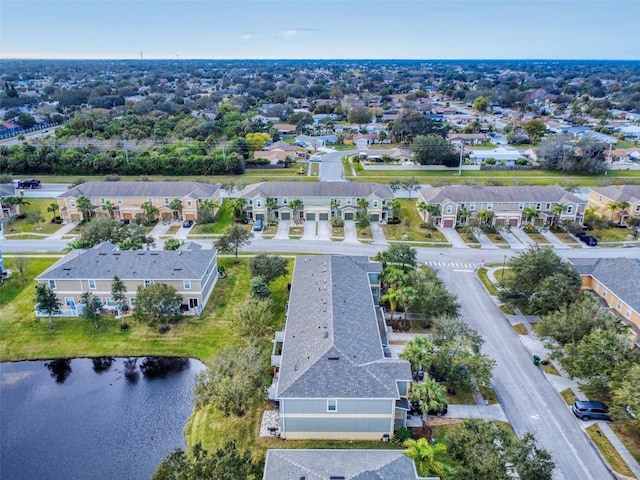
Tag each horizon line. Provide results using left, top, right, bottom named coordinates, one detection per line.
left=2, top=57, right=639, bottom=62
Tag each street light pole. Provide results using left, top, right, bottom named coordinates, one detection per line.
left=501, top=255, right=507, bottom=281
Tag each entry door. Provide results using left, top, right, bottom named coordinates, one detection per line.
left=189, top=298, right=198, bottom=309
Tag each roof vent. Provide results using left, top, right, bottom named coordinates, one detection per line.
left=324, top=331, right=329, bottom=338
left=150, top=252, right=159, bottom=256
left=99, top=253, right=106, bottom=256
left=330, top=477, right=345, bottom=479
left=328, top=356, right=339, bottom=361
left=137, top=252, right=145, bottom=255
left=113, top=252, right=120, bottom=256
left=294, top=360, right=299, bottom=371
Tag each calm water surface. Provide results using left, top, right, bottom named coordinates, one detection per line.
left=0, top=357, right=205, bottom=480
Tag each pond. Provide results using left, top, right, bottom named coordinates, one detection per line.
left=0, top=357, right=205, bottom=480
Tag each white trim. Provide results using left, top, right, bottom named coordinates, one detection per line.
left=280, top=413, right=393, bottom=419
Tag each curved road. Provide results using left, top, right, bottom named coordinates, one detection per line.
left=319, top=149, right=356, bottom=182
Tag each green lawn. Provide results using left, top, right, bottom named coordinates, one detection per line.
left=587, top=425, right=636, bottom=478
left=592, top=226, right=638, bottom=242
left=190, top=203, right=234, bottom=234
left=381, top=200, right=447, bottom=243
left=3, top=197, right=65, bottom=235
left=477, top=268, right=499, bottom=296
left=456, top=228, right=479, bottom=244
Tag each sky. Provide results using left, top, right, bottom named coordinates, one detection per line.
left=1, top=0, right=639, bottom=60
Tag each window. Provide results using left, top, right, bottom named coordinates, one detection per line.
left=129, top=297, right=137, bottom=306
left=617, top=299, right=622, bottom=310
left=256, top=200, right=262, bottom=207
left=636, top=205, right=640, bottom=212
left=148, top=197, right=153, bottom=204
left=372, top=200, right=378, bottom=208
left=446, top=205, right=452, bottom=214
left=487, top=203, right=493, bottom=211
left=518, top=203, right=524, bottom=210
left=567, top=206, right=573, bottom=213
left=546, top=203, right=551, bottom=210
left=100, top=198, right=105, bottom=205
left=164, top=197, right=169, bottom=205
left=184, top=280, right=191, bottom=289
left=144, top=280, right=152, bottom=287
left=91, top=197, right=96, bottom=204
left=106, top=297, right=115, bottom=307
left=627, top=307, right=632, bottom=318
left=469, top=203, right=475, bottom=211
left=602, top=289, right=608, bottom=298
left=70, top=200, right=75, bottom=207
left=327, top=399, right=337, bottom=412
left=48, top=280, right=56, bottom=289
left=249, top=199, right=253, bottom=205
left=536, top=203, right=541, bottom=210
left=117, top=197, right=123, bottom=204
left=283, top=197, right=288, bottom=205
left=187, top=201, right=192, bottom=207
left=460, top=203, right=465, bottom=209
left=88, top=279, right=96, bottom=289
left=347, top=198, right=352, bottom=205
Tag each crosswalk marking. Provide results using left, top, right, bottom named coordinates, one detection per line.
left=423, top=261, right=478, bottom=270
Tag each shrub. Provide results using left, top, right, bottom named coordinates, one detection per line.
left=104, top=175, right=121, bottom=181
left=387, top=218, right=402, bottom=225
left=420, top=221, right=437, bottom=231
left=330, top=218, right=344, bottom=227
left=523, top=223, right=538, bottom=234
left=484, top=158, right=497, bottom=165
left=516, top=158, right=529, bottom=166
left=480, top=223, right=498, bottom=234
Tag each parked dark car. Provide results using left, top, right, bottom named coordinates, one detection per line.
left=253, top=219, right=263, bottom=231
left=572, top=401, right=611, bottom=421
left=580, top=235, right=598, bottom=246
left=182, top=220, right=193, bottom=228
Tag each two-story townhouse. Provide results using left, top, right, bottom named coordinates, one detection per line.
left=35, top=242, right=218, bottom=316
left=417, top=186, right=585, bottom=228
left=240, top=182, right=394, bottom=223
left=263, top=449, right=433, bottom=479
left=56, top=181, right=221, bottom=223
left=270, top=255, right=412, bottom=440
left=568, top=258, right=640, bottom=344
left=587, top=185, right=640, bottom=225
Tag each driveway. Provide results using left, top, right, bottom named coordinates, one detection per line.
left=438, top=227, right=467, bottom=248
left=474, top=229, right=499, bottom=249
left=317, top=220, right=331, bottom=240
left=509, top=227, right=536, bottom=247
left=302, top=220, right=317, bottom=240
left=343, top=220, right=359, bottom=243
left=500, top=228, right=527, bottom=249
left=370, top=223, right=388, bottom=246
left=274, top=220, right=290, bottom=240
left=318, top=149, right=356, bottom=182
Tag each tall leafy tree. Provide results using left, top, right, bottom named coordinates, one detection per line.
left=231, top=297, right=274, bottom=338
left=409, top=378, right=448, bottom=417
left=76, top=195, right=92, bottom=222
left=249, top=254, right=288, bottom=283
left=47, top=202, right=60, bottom=221
left=35, top=282, right=61, bottom=330
left=215, top=225, right=253, bottom=263
left=412, top=135, right=457, bottom=166
left=111, top=275, right=127, bottom=318
left=80, top=291, right=102, bottom=329
left=132, top=283, right=183, bottom=329
left=404, top=438, right=454, bottom=479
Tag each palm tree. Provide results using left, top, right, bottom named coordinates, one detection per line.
left=456, top=207, right=469, bottom=225
left=288, top=198, right=303, bottom=223
left=478, top=209, right=495, bottom=225
left=416, top=201, right=429, bottom=221
left=330, top=198, right=340, bottom=218
left=357, top=198, right=369, bottom=213
left=169, top=198, right=183, bottom=219
left=76, top=195, right=92, bottom=222
left=550, top=203, right=568, bottom=226
left=400, top=336, right=436, bottom=373
left=522, top=206, right=539, bottom=225
left=605, top=201, right=620, bottom=222
left=266, top=197, right=278, bottom=223
left=47, top=202, right=60, bottom=222
left=388, top=198, right=402, bottom=221
left=410, top=378, right=449, bottom=418
left=140, top=201, right=159, bottom=223
left=4, top=196, right=30, bottom=216
left=102, top=200, right=117, bottom=218
left=380, top=287, right=401, bottom=321
left=231, top=197, right=248, bottom=221
left=403, top=438, right=454, bottom=479
left=617, top=200, right=630, bottom=225
left=425, top=204, right=441, bottom=223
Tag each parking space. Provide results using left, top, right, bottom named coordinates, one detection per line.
left=344, top=220, right=358, bottom=243
left=274, top=220, right=290, bottom=239
left=317, top=220, right=331, bottom=240
left=370, top=223, right=388, bottom=245
left=302, top=220, right=317, bottom=240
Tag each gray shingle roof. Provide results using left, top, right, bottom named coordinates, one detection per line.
left=36, top=242, right=216, bottom=281
left=590, top=185, right=640, bottom=204
left=242, top=182, right=394, bottom=201
left=568, top=257, right=640, bottom=313
left=418, top=185, right=584, bottom=205
left=57, top=181, right=221, bottom=199
left=276, top=256, right=411, bottom=399
left=263, top=449, right=426, bottom=480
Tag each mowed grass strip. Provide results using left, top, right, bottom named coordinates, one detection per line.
left=586, top=425, right=635, bottom=478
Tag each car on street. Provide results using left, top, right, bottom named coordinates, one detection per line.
left=572, top=401, right=611, bottom=421
left=577, top=231, right=598, bottom=246
left=182, top=220, right=193, bottom=228
left=253, top=219, right=264, bottom=231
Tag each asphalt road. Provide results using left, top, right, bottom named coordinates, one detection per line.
left=436, top=266, right=613, bottom=480
left=319, top=149, right=356, bottom=181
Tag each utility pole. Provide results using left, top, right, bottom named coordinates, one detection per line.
left=458, top=143, right=464, bottom=175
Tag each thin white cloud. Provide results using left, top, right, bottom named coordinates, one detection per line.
left=240, top=33, right=255, bottom=42
left=281, top=28, right=315, bottom=38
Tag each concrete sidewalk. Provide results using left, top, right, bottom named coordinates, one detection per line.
left=438, top=227, right=467, bottom=248
left=47, top=221, right=79, bottom=240
left=485, top=267, right=640, bottom=479
left=475, top=229, right=499, bottom=249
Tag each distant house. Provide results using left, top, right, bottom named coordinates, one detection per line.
left=266, top=140, right=297, bottom=153
left=588, top=185, right=640, bottom=225
left=618, top=125, right=640, bottom=140
left=56, top=181, right=221, bottom=223
left=273, top=123, right=297, bottom=135
left=359, top=148, right=412, bottom=163
left=294, top=134, right=338, bottom=148
left=468, top=147, right=523, bottom=166
left=35, top=242, right=218, bottom=317
left=263, top=449, right=433, bottom=479
left=240, top=182, right=394, bottom=222
left=417, top=185, right=585, bottom=228
left=568, top=257, right=640, bottom=339
left=269, top=255, right=412, bottom=440
left=447, top=133, right=488, bottom=146
left=0, top=183, right=15, bottom=218
left=253, top=150, right=291, bottom=165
